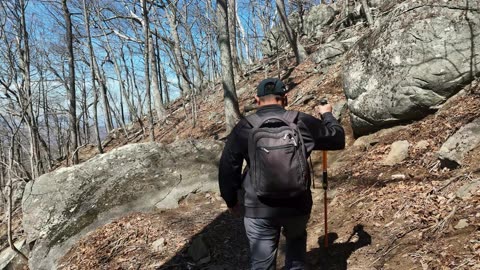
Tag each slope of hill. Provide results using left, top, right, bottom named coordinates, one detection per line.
left=3, top=1, right=479, bottom=269
left=58, top=56, right=480, bottom=270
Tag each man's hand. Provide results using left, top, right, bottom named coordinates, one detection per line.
left=228, top=202, right=242, bottom=218
left=315, top=103, right=333, bottom=115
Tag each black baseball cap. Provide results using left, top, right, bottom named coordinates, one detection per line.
left=257, top=78, right=287, bottom=97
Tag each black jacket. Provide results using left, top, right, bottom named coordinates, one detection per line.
left=218, top=105, right=345, bottom=218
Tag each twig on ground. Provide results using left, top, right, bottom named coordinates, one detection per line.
left=428, top=206, right=457, bottom=236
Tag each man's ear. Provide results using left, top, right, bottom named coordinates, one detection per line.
left=283, top=94, right=288, bottom=107
left=255, top=95, right=260, bottom=105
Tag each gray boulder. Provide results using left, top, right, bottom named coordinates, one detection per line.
left=438, top=117, right=480, bottom=168
left=305, top=5, right=336, bottom=39
left=0, top=239, right=26, bottom=270
left=262, top=5, right=336, bottom=55
left=343, top=0, right=480, bottom=136
left=353, top=125, right=407, bottom=149
left=313, top=41, right=348, bottom=66
left=456, top=179, right=480, bottom=200
left=22, top=140, right=223, bottom=270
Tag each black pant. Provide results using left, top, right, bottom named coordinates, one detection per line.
left=244, top=215, right=310, bottom=270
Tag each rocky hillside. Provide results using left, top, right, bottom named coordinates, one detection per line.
left=1, top=0, right=479, bottom=269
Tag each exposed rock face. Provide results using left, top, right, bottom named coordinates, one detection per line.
left=261, top=5, right=336, bottom=56
left=438, top=117, right=480, bottom=168
left=343, top=0, right=480, bottom=136
left=305, top=5, right=336, bottom=39
left=22, top=140, right=223, bottom=270
left=313, top=41, right=348, bottom=66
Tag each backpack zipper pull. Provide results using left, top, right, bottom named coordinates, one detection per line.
left=261, top=147, right=270, bottom=153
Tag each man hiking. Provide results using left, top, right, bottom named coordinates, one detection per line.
left=218, top=78, right=345, bottom=270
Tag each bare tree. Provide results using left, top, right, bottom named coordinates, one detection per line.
left=276, top=0, right=307, bottom=65
left=82, top=0, right=103, bottom=154
left=228, top=0, right=241, bottom=77
left=164, top=0, right=193, bottom=96
left=62, top=0, right=79, bottom=164
left=216, top=0, right=241, bottom=133
left=142, top=0, right=155, bottom=141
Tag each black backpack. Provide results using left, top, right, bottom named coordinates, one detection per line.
left=246, top=110, right=309, bottom=199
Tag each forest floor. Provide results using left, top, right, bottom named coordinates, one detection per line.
left=2, top=49, right=480, bottom=269
left=56, top=54, right=480, bottom=269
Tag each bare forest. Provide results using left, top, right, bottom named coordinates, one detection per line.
left=0, top=0, right=327, bottom=261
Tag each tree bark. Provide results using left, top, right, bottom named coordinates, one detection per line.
left=275, top=0, right=307, bottom=65
left=19, top=0, right=42, bottom=178
left=62, top=0, right=78, bottom=164
left=217, top=0, right=241, bottom=133
left=142, top=0, right=155, bottom=141
left=227, top=0, right=241, bottom=77
left=149, top=34, right=167, bottom=121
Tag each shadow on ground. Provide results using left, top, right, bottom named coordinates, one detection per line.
left=158, top=211, right=249, bottom=270
left=306, top=224, right=372, bottom=270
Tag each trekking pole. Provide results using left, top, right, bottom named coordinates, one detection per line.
left=320, top=99, right=329, bottom=249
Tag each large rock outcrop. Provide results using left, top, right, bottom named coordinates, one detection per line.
left=305, top=5, right=336, bottom=39
left=261, top=5, right=336, bottom=56
left=343, top=0, right=480, bottom=136
left=22, top=140, right=223, bottom=270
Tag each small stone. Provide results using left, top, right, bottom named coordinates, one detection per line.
left=391, top=174, right=406, bottom=180
left=454, top=219, right=469, bottom=230
left=382, top=140, right=410, bottom=166
left=414, top=140, right=429, bottom=150
left=152, top=237, right=166, bottom=252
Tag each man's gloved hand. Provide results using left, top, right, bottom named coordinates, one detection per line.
left=315, top=103, right=333, bottom=115
left=228, top=202, right=242, bottom=218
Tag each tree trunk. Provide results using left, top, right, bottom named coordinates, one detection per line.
left=128, top=46, right=144, bottom=117
left=17, top=0, right=42, bottom=178
left=149, top=34, right=166, bottom=121
left=62, top=0, right=78, bottom=164
left=40, top=69, right=53, bottom=168
left=165, top=0, right=192, bottom=96
left=183, top=23, right=205, bottom=91
left=217, top=0, right=241, bottom=133
left=159, top=59, right=170, bottom=105
left=236, top=2, right=252, bottom=65
left=227, top=0, right=241, bottom=77
left=82, top=0, right=103, bottom=154
left=81, top=75, right=89, bottom=145
left=142, top=0, right=155, bottom=141
left=275, top=0, right=307, bottom=65
left=6, top=133, right=28, bottom=262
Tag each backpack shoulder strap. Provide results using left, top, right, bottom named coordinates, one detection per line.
left=245, top=113, right=264, bottom=128
left=283, top=110, right=299, bottom=124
